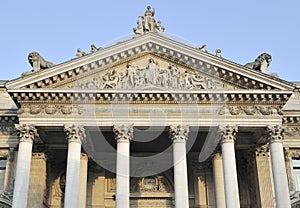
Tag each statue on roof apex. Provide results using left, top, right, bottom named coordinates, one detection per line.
left=133, top=6, right=165, bottom=35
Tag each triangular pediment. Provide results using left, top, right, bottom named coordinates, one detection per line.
left=5, top=33, right=295, bottom=91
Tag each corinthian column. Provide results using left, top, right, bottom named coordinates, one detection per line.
left=266, top=125, right=291, bottom=208
left=219, top=125, right=240, bottom=208
left=113, top=124, right=133, bottom=208
left=169, top=125, right=189, bottom=208
left=12, top=124, right=38, bottom=208
left=64, top=125, right=86, bottom=208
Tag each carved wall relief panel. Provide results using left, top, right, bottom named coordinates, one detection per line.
left=74, top=57, right=225, bottom=90
left=130, top=175, right=173, bottom=193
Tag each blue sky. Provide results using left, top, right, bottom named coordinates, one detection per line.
left=1, top=1, right=299, bottom=81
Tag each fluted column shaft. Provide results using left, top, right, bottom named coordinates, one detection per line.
left=213, top=152, right=226, bottom=208
left=170, top=125, right=189, bottom=208
left=12, top=124, right=38, bottom=208
left=64, top=125, right=86, bottom=208
left=267, top=125, right=291, bottom=208
left=219, top=125, right=240, bottom=208
left=114, top=124, right=133, bottom=208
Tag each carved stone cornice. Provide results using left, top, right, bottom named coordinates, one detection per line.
left=6, top=34, right=294, bottom=92
left=218, top=125, right=238, bottom=144
left=266, top=125, right=285, bottom=144
left=64, top=124, right=86, bottom=144
left=0, top=116, right=18, bottom=123
left=9, top=90, right=292, bottom=105
left=283, top=116, right=300, bottom=125
left=169, top=125, right=189, bottom=143
left=15, top=124, right=38, bottom=143
left=113, top=124, right=134, bottom=143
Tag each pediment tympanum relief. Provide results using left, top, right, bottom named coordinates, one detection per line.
left=71, top=55, right=226, bottom=91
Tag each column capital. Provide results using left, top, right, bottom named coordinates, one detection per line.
left=64, top=124, right=86, bottom=144
left=169, top=125, right=189, bottom=143
left=113, top=124, right=134, bottom=143
left=15, top=124, right=38, bottom=143
left=213, top=152, right=222, bottom=160
left=266, top=125, right=285, bottom=144
left=80, top=153, right=88, bottom=160
left=218, top=125, right=238, bottom=144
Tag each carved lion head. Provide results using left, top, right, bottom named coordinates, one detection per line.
left=28, top=51, right=40, bottom=65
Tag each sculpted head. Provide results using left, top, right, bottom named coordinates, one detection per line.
left=28, top=51, right=40, bottom=66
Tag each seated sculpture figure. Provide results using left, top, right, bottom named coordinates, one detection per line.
left=28, top=51, right=54, bottom=72
left=245, top=53, right=272, bottom=73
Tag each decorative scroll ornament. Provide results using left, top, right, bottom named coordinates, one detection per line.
left=266, top=125, right=285, bottom=143
left=169, top=125, right=189, bottom=143
left=15, top=124, right=38, bottom=143
left=113, top=124, right=134, bottom=143
left=218, top=125, right=238, bottom=144
left=133, top=6, right=165, bottom=35
left=64, top=125, right=86, bottom=144
left=76, top=58, right=223, bottom=90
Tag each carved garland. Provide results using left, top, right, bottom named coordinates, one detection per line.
left=218, top=105, right=283, bottom=116
left=17, top=104, right=84, bottom=115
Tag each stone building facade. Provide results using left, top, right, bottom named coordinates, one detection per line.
left=0, top=7, right=300, bottom=208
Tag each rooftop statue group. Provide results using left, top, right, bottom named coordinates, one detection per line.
left=133, top=6, right=165, bottom=35
left=21, top=6, right=272, bottom=77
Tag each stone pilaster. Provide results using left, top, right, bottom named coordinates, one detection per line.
left=3, top=148, right=15, bottom=196
left=218, top=125, right=240, bottom=208
left=113, top=124, right=133, bottom=208
left=252, top=145, right=275, bottom=207
left=79, top=153, right=88, bottom=208
left=64, top=125, right=86, bottom=208
left=213, top=152, right=226, bottom=208
left=169, top=125, right=189, bottom=208
left=12, top=124, right=38, bottom=208
left=27, top=153, right=47, bottom=208
left=266, top=125, right=291, bottom=208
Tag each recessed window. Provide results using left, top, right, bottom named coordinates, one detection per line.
left=293, top=159, right=300, bottom=191
left=0, top=158, right=6, bottom=192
